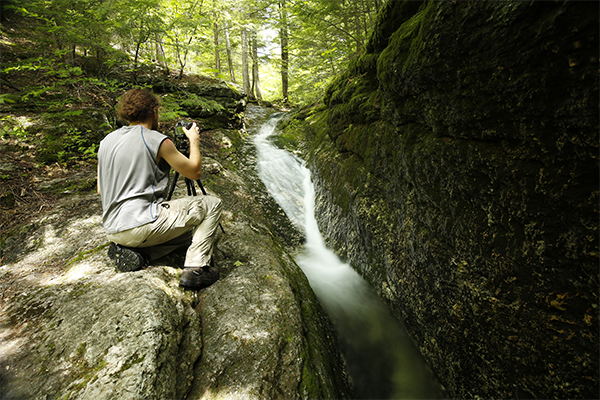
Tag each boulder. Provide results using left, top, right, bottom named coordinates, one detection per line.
left=145, top=74, right=247, bottom=130
left=0, top=106, right=350, bottom=399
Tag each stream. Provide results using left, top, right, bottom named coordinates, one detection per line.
left=253, top=112, right=445, bottom=399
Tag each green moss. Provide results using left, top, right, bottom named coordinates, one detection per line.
left=225, top=82, right=242, bottom=98
left=66, top=283, right=94, bottom=300
left=75, top=342, right=87, bottom=359
left=119, top=354, right=146, bottom=373
left=42, top=176, right=97, bottom=195
left=377, top=2, right=435, bottom=80
left=269, top=130, right=299, bottom=153
left=300, top=353, right=321, bottom=397
left=65, top=243, right=110, bottom=268
left=60, top=345, right=109, bottom=397
left=69, top=359, right=107, bottom=394
left=180, top=93, right=225, bottom=114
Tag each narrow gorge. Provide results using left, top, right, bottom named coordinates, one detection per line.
left=282, top=1, right=599, bottom=399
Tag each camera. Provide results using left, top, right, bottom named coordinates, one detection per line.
left=175, top=120, right=194, bottom=134
left=174, top=120, right=194, bottom=155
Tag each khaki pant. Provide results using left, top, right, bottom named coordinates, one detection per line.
left=107, top=196, right=222, bottom=267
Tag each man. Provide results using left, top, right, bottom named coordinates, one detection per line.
left=97, top=88, right=222, bottom=290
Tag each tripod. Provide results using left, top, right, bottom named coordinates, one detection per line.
left=166, top=171, right=208, bottom=200
left=166, top=171, right=226, bottom=234
left=166, top=121, right=225, bottom=234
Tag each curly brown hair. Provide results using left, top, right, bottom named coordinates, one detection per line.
left=117, top=88, right=160, bottom=123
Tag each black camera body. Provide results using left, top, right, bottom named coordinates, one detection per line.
left=174, top=120, right=194, bottom=155
left=175, top=120, right=193, bottom=132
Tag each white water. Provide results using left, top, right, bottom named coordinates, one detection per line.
left=254, top=113, right=444, bottom=399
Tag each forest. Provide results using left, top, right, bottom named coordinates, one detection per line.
left=0, top=0, right=370, bottom=247
left=1, top=0, right=383, bottom=105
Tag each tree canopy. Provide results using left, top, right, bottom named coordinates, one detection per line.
left=2, top=0, right=383, bottom=105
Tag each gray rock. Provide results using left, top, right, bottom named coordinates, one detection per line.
left=0, top=107, right=350, bottom=399
left=0, top=195, right=200, bottom=400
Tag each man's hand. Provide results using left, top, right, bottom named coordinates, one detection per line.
left=182, top=122, right=200, bottom=144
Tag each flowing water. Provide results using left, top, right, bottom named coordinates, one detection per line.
left=254, top=112, right=444, bottom=399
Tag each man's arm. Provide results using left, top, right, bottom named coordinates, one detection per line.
left=158, top=124, right=202, bottom=180
left=97, top=164, right=101, bottom=195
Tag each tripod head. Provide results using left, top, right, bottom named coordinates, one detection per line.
left=167, top=119, right=206, bottom=198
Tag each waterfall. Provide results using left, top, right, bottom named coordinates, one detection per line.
left=254, top=112, right=444, bottom=399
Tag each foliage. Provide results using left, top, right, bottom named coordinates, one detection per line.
left=285, top=0, right=382, bottom=104
left=158, top=94, right=189, bottom=123
left=3, top=0, right=381, bottom=105
left=0, top=0, right=382, bottom=164
left=37, top=129, right=100, bottom=165
left=0, top=116, right=31, bottom=140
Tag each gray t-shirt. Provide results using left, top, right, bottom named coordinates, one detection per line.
left=98, top=125, right=170, bottom=234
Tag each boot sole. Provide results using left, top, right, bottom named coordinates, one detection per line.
left=108, top=243, right=144, bottom=272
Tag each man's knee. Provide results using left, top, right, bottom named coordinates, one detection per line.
left=205, top=195, right=222, bottom=214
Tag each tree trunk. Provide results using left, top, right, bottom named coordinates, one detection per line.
left=134, top=41, right=141, bottom=68
left=178, top=36, right=194, bottom=78
left=279, top=0, right=289, bottom=103
left=241, top=26, right=252, bottom=99
left=213, top=21, right=221, bottom=77
left=251, top=30, right=262, bottom=102
left=224, top=22, right=236, bottom=83
left=155, top=34, right=169, bottom=74
left=354, top=10, right=363, bottom=54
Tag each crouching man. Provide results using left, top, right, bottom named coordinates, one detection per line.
left=97, top=88, right=222, bottom=290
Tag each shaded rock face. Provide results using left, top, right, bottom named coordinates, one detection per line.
left=290, top=1, right=598, bottom=399
left=0, top=105, right=349, bottom=399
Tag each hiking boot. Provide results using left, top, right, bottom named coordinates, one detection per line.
left=179, top=265, right=220, bottom=290
left=108, top=242, right=148, bottom=272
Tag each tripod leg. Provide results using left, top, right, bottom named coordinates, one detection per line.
left=196, top=180, right=208, bottom=196
left=186, top=179, right=194, bottom=196
left=167, top=171, right=180, bottom=201
left=189, top=179, right=197, bottom=196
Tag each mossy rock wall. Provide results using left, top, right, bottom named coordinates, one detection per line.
left=291, top=1, right=599, bottom=398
